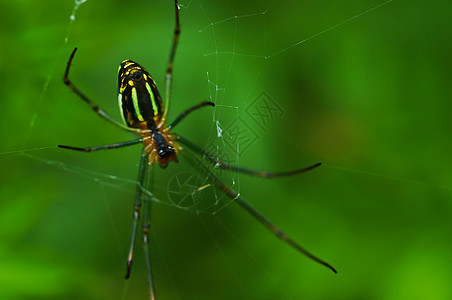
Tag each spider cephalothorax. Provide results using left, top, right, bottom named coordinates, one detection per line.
left=140, top=125, right=180, bottom=168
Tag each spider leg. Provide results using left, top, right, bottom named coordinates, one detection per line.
left=141, top=158, right=156, bottom=299
left=163, top=0, right=181, bottom=120
left=58, top=139, right=142, bottom=152
left=223, top=184, right=337, bottom=274
left=169, top=101, right=215, bottom=129
left=182, top=152, right=337, bottom=274
left=125, top=150, right=156, bottom=300
left=177, top=136, right=322, bottom=178
left=63, top=48, right=139, bottom=133
left=142, top=222, right=155, bottom=300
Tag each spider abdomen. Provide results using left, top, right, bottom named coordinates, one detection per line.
left=117, top=60, right=163, bottom=128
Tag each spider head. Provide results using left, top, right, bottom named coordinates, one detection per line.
left=142, top=128, right=180, bottom=168
left=157, top=145, right=178, bottom=168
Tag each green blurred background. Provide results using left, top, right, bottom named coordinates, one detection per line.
left=1, top=0, right=451, bottom=299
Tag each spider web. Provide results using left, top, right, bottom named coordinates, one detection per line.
left=1, top=0, right=451, bottom=299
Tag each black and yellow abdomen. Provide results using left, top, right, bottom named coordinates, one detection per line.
left=117, top=60, right=163, bottom=129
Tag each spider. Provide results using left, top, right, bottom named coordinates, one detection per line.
left=58, top=1, right=336, bottom=298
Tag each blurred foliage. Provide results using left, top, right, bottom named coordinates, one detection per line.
left=1, top=0, right=451, bottom=299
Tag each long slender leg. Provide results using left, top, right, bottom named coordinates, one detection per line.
left=169, top=101, right=215, bottom=129
left=221, top=183, right=337, bottom=274
left=142, top=165, right=155, bottom=300
left=182, top=152, right=337, bottom=274
left=177, top=136, right=322, bottom=178
left=125, top=150, right=149, bottom=279
left=58, top=139, right=142, bottom=152
left=163, top=0, right=181, bottom=120
left=63, top=48, right=139, bottom=133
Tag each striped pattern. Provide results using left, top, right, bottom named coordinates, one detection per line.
left=117, top=60, right=163, bottom=128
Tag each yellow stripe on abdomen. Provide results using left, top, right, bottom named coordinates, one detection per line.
left=131, top=87, right=144, bottom=121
